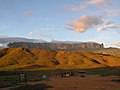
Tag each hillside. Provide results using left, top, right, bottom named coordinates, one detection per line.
left=0, top=48, right=120, bottom=71
left=98, top=48, right=120, bottom=57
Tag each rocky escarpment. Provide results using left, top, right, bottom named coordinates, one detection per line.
left=7, top=42, right=104, bottom=51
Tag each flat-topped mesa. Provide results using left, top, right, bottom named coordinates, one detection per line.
left=7, top=42, right=104, bottom=51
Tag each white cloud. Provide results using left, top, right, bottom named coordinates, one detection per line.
left=97, top=23, right=120, bottom=31
left=28, top=27, right=59, bottom=40
left=67, top=15, right=103, bottom=32
left=0, top=34, right=8, bottom=38
left=28, top=32, right=34, bottom=36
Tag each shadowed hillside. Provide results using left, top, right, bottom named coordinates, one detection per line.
left=0, top=48, right=120, bottom=71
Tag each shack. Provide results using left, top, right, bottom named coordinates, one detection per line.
left=52, top=69, right=86, bottom=78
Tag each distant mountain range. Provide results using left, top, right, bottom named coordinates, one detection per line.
left=0, top=37, right=46, bottom=47
left=0, top=37, right=120, bottom=57
left=0, top=37, right=46, bottom=43
left=0, top=37, right=104, bottom=51
left=8, top=42, right=104, bottom=51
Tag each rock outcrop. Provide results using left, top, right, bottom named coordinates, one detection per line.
left=8, top=42, right=104, bottom=51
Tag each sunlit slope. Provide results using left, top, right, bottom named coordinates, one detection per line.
left=98, top=48, right=120, bottom=57
left=0, top=48, right=120, bottom=70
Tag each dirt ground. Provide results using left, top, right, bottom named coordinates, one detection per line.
left=42, top=75, right=120, bottom=90
left=2, top=75, right=120, bottom=90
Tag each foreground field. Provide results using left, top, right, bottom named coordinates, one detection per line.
left=0, top=67, right=120, bottom=89
left=2, top=75, right=120, bottom=90
left=41, top=76, right=120, bottom=90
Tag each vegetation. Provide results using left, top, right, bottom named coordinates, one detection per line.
left=0, top=48, right=120, bottom=70
left=98, top=48, right=120, bottom=57
left=85, top=67, right=120, bottom=76
left=0, top=71, right=50, bottom=88
left=10, top=84, right=53, bottom=90
left=0, top=67, right=120, bottom=88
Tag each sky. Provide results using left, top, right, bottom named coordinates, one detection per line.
left=0, top=0, right=120, bottom=48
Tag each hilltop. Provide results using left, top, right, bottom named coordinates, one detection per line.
left=0, top=48, right=120, bottom=71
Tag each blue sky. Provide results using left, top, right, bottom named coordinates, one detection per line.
left=0, top=0, right=120, bottom=48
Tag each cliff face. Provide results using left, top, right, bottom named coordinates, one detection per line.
left=7, top=42, right=104, bottom=51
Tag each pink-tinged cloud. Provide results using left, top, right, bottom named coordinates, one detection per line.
left=87, top=0, right=113, bottom=7
left=22, top=12, right=34, bottom=16
left=67, top=15, right=103, bottom=32
left=111, top=42, right=120, bottom=47
left=66, top=0, right=113, bottom=12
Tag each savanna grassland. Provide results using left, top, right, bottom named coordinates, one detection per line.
left=0, top=48, right=120, bottom=70
left=0, top=48, right=120, bottom=90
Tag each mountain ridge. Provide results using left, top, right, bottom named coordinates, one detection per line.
left=8, top=42, right=104, bottom=51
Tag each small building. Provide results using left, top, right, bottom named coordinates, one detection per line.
left=52, top=69, right=86, bottom=78
left=19, top=73, right=27, bottom=83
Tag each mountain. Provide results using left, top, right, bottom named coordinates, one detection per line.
left=0, top=37, right=46, bottom=43
left=7, top=42, right=104, bottom=51
left=98, top=48, right=120, bottom=57
left=51, top=40, right=83, bottom=44
left=0, top=48, right=120, bottom=71
left=0, top=37, right=46, bottom=48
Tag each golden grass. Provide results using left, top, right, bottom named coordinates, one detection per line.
left=0, top=48, right=120, bottom=70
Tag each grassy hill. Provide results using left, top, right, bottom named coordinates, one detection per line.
left=0, top=48, right=120, bottom=71
left=98, top=48, right=120, bottom=57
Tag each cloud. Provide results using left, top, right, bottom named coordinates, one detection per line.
left=28, top=32, right=33, bottom=36
left=0, top=34, right=8, bottom=38
left=87, top=0, right=113, bottom=8
left=67, top=15, right=103, bottom=32
left=64, top=3, right=86, bottom=12
left=103, top=9, right=120, bottom=17
left=28, top=30, right=52, bottom=38
left=65, top=0, right=113, bottom=12
left=28, top=27, right=59, bottom=39
left=111, top=42, right=120, bottom=47
left=22, top=12, right=34, bottom=16
left=97, top=23, right=120, bottom=31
